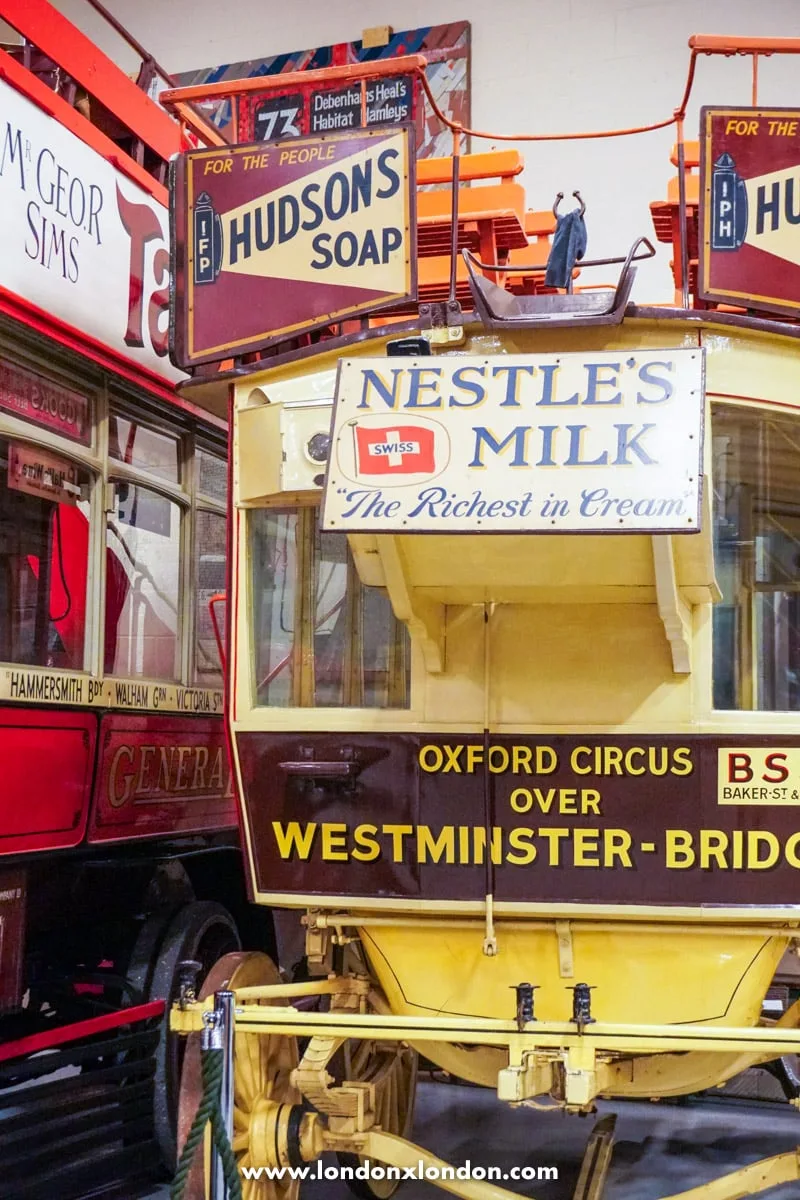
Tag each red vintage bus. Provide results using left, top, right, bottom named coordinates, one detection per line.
left=0, top=4, right=262, bottom=1195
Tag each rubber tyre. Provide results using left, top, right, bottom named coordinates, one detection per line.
left=145, top=901, right=241, bottom=1170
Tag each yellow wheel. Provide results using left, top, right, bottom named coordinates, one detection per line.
left=176, top=951, right=301, bottom=1200
left=337, top=1038, right=418, bottom=1199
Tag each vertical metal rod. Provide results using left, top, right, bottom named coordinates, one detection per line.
left=210, top=990, right=236, bottom=1200
left=752, top=53, right=759, bottom=105
left=676, top=115, right=690, bottom=309
left=360, top=80, right=368, bottom=128
left=448, top=129, right=461, bottom=303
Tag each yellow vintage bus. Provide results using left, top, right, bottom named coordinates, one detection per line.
left=165, top=36, right=800, bottom=1200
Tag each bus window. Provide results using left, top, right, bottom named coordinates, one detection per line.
left=712, top=404, right=800, bottom=710
left=196, top=448, right=228, bottom=506
left=250, top=507, right=410, bottom=708
left=109, top=411, right=180, bottom=484
left=194, top=508, right=226, bottom=686
left=0, top=437, right=90, bottom=670
left=105, top=481, right=181, bottom=680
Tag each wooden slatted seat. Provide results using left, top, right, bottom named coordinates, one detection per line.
left=416, top=150, right=528, bottom=263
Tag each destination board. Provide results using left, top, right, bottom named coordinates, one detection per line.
left=170, top=126, right=416, bottom=366
left=700, top=106, right=800, bottom=315
left=241, top=731, right=800, bottom=908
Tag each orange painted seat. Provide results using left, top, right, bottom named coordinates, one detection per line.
left=416, top=150, right=528, bottom=260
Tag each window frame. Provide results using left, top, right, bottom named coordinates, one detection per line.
left=0, top=328, right=227, bottom=693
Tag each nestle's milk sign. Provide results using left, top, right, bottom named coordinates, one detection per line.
left=0, top=79, right=181, bottom=382
left=322, top=349, right=704, bottom=533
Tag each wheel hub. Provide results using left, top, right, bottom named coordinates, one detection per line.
left=248, top=1097, right=324, bottom=1170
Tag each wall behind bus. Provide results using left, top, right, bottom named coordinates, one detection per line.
left=54, top=0, right=800, bottom=301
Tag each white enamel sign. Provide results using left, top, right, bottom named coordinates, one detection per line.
left=0, top=79, right=182, bottom=383
left=322, top=349, right=704, bottom=533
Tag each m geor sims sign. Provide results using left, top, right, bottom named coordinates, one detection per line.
left=321, top=349, right=704, bottom=533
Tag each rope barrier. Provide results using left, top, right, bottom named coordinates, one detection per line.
left=171, top=1047, right=242, bottom=1200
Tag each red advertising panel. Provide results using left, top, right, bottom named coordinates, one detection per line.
left=699, top=106, right=800, bottom=315
left=170, top=125, right=415, bottom=366
left=0, top=709, right=96, bottom=854
left=90, top=714, right=237, bottom=843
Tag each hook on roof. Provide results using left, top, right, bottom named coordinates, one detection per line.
left=553, top=190, right=586, bottom=217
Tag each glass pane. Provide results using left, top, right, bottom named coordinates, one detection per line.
left=109, top=410, right=180, bottom=484
left=0, top=438, right=90, bottom=670
left=314, top=530, right=349, bottom=705
left=197, top=449, right=227, bottom=505
left=361, top=586, right=410, bottom=708
left=105, top=482, right=181, bottom=679
left=251, top=509, right=298, bottom=705
left=194, top=510, right=226, bottom=687
left=712, top=405, right=800, bottom=710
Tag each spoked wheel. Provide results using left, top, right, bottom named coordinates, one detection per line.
left=176, top=951, right=301, bottom=1200
left=337, top=1038, right=418, bottom=1199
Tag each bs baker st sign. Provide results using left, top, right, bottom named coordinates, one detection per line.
left=322, top=348, right=704, bottom=533
left=170, top=126, right=415, bottom=366
left=700, top=106, right=800, bottom=315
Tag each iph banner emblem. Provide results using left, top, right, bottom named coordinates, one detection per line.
left=170, top=126, right=415, bottom=367
left=354, top=424, right=436, bottom=475
left=700, top=107, right=800, bottom=315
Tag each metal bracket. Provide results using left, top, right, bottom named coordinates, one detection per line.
left=556, top=921, right=575, bottom=978
left=419, top=300, right=465, bottom=346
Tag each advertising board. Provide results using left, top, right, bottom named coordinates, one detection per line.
left=322, top=349, right=705, bottom=533
left=0, top=79, right=180, bottom=382
left=170, top=126, right=416, bottom=366
left=700, top=106, right=800, bottom=315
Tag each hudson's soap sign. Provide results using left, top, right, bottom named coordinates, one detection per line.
left=321, top=350, right=704, bottom=533
left=170, top=127, right=415, bottom=366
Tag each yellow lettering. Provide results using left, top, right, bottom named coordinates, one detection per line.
left=700, top=829, right=729, bottom=869
left=509, top=787, right=533, bottom=813
left=191, top=745, right=209, bottom=790
left=466, top=745, right=484, bottom=773
left=352, top=824, right=380, bottom=862
left=175, top=746, right=192, bottom=792
left=271, top=821, right=316, bottom=860
left=507, top=827, right=537, bottom=865
left=418, top=826, right=455, bottom=863
left=419, top=744, right=443, bottom=772
left=666, top=829, right=695, bottom=868
left=603, top=828, right=632, bottom=867
left=108, top=745, right=135, bottom=807
left=582, top=789, right=601, bottom=815
left=512, top=746, right=533, bottom=773
left=321, top=824, right=348, bottom=861
left=671, top=747, right=693, bottom=776
left=571, top=746, right=592, bottom=774
left=574, top=828, right=600, bottom=867
left=384, top=824, right=414, bottom=860
left=748, top=830, right=780, bottom=869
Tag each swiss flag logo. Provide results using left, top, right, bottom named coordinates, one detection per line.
left=354, top=424, right=436, bottom=475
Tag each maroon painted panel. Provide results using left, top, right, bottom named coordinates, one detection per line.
left=89, top=713, right=236, bottom=843
left=0, top=709, right=95, bottom=854
left=238, top=731, right=800, bottom=907
left=699, top=106, right=800, bottom=315
left=170, top=125, right=416, bottom=366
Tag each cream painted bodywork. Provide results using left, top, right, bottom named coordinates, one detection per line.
left=226, top=317, right=800, bottom=1095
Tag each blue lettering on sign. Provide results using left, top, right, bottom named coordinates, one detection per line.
left=333, top=485, right=687, bottom=525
